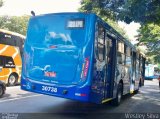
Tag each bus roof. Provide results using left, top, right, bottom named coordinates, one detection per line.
left=0, top=29, right=26, bottom=39
left=33, top=12, right=95, bottom=17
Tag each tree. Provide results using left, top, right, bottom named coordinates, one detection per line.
left=117, top=0, right=160, bottom=24
left=0, top=15, right=30, bottom=35
left=79, top=0, right=129, bottom=40
left=138, top=24, right=160, bottom=64
left=79, top=0, right=118, bottom=21
left=80, top=0, right=160, bottom=25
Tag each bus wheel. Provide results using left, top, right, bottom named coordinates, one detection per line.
left=0, top=85, right=3, bottom=98
left=8, top=74, right=17, bottom=86
left=112, top=83, right=123, bottom=106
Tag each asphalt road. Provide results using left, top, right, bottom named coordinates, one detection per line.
left=0, top=80, right=159, bottom=119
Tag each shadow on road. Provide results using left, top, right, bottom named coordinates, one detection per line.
left=1, top=94, right=10, bottom=99
left=35, top=93, right=151, bottom=119
left=39, top=80, right=160, bottom=115
left=0, top=80, right=159, bottom=119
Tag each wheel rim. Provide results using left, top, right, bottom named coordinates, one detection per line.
left=118, top=90, right=122, bottom=103
left=9, top=75, right=16, bottom=85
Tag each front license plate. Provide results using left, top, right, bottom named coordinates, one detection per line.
left=41, top=86, right=57, bottom=93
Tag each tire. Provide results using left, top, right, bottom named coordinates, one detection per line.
left=8, top=74, right=18, bottom=86
left=112, top=83, right=123, bottom=106
left=134, top=89, right=139, bottom=94
left=0, top=85, right=4, bottom=98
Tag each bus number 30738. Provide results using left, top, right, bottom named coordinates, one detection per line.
left=42, top=86, right=57, bottom=93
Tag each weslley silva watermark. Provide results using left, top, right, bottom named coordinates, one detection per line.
left=125, top=113, right=159, bottom=119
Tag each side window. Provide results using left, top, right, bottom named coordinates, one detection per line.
left=136, top=53, right=140, bottom=69
left=118, top=41, right=124, bottom=53
left=139, top=55, right=143, bottom=73
left=4, top=56, right=15, bottom=68
left=0, top=33, right=16, bottom=46
left=13, top=36, right=24, bottom=56
left=117, top=41, right=125, bottom=65
left=13, top=36, right=19, bottom=47
left=97, top=24, right=105, bottom=62
left=126, top=46, right=131, bottom=56
left=125, top=46, right=131, bottom=66
left=117, top=52, right=122, bottom=64
left=105, top=32, right=112, bottom=64
left=0, top=56, right=4, bottom=67
left=0, top=32, right=7, bottom=44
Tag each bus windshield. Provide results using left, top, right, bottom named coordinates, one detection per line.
left=27, top=15, right=86, bottom=47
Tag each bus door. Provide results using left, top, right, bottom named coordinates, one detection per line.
left=105, top=33, right=116, bottom=99
left=92, top=24, right=107, bottom=102
left=92, top=24, right=115, bottom=103
left=96, top=26, right=116, bottom=100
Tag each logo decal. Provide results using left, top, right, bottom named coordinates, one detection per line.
left=44, top=71, right=56, bottom=77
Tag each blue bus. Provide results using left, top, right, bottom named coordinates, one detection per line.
left=145, top=64, right=155, bottom=80
left=21, top=12, right=145, bottom=105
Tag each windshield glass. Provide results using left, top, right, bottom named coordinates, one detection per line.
left=27, top=15, right=86, bottom=47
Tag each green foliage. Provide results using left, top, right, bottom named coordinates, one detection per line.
left=79, top=0, right=128, bottom=39
left=79, top=0, right=117, bottom=20
left=118, top=0, right=160, bottom=24
left=138, top=24, right=160, bottom=64
left=139, top=24, right=160, bottom=43
left=80, top=0, right=160, bottom=25
left=0, top=15, right=30, bottom=35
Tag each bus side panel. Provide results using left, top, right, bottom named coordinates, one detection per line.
left=0, top=44, right=22, bottom=84
left=0, top=68, right=6, bottom=83
left=90, top=57, right=104, bottom=104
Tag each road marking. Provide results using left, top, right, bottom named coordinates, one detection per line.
left=0, top=94, right=42, bottom=103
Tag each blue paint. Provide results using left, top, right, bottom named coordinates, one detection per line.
left=21, top=12, right=145, bottom=104
left=21, top=13, right=96, bottom=103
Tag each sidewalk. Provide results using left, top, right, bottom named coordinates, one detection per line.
left=132, top=79, right=160, bottom=113
left=140, top=79, right=160, bottom=101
